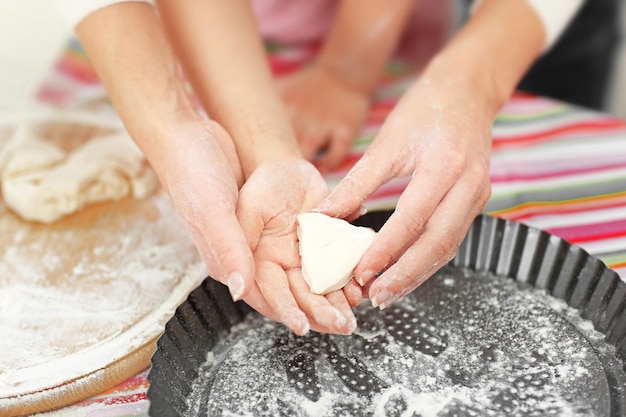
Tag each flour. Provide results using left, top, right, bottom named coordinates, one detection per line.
left=0, top=189, right=205, bottom=401
left=0, top=110, right=206, bottom=406
left=181, top=267, right=622, bottom=417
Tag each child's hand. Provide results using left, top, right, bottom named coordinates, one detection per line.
left=237, top=157, right=357, bottom=335
left=316, top=73, right=494, bottom=309
left=278, top=65, right=369, bottom=172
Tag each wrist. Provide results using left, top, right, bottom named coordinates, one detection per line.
left=422, top=44, right=505, bottom=120
left=76, top=2, right=203, bottom=158
left=314, top=57, right=377, bottom=98
left=230, top=115, right=302, bottom=179
left=314, top=0, right=414, bottom=97
left=421, top=0, right=544, bottom=118
left=315, top=59, right=375, bottom=97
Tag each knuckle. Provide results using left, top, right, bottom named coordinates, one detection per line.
left=432, top=232, right=459, bottom=262
left=445, top=148, right=467, bottom=176
left=467, top=164, right=492, bottom=210
left=209, top=238, right=238, bottom=263
left=481, top=181, right=493, bottom=204
left=463, top=162, right=491, bottom=200
left=394, top=271, right=416, bottom=289
left=403, top=212, right=428, bottom=238
left=387, top=153, right=406, bottom=176
left=374, top=244, right=399, bottom=267
left=390, top=264, right=427, bottom=294
left=361, top=242, right=396, bottom=275
left=471, top=162, right=490, bottom=184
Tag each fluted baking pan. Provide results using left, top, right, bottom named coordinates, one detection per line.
left=147, top=213, right=626, bottom=416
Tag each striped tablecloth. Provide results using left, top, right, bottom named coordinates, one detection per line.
left=32, top=39, right=626, bottom=416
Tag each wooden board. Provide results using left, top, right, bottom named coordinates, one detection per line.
left=0, top=119, right=205, bottom=416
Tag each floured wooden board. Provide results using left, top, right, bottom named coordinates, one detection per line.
left=0, top=113, right=205, bottom=417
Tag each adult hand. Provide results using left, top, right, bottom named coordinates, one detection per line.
left=316, top=74, right=494, bottom=309
left=278, top=65, right=369, bottom=172
left=237, top=157, right=357, bottom=335
left=157, top=0, right=358, bottom=332
left=155, top=119, right=257, bottom=303
left=74, top=3, right=260, bottom=307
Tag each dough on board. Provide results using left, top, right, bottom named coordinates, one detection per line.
left=0, top=124, right=157, bottom=223
left=297, top=212, right=377, bottom=295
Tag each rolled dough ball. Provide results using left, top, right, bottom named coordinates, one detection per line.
left=297, top=212, right=377, bottom=295
left=1, top=125, right=157, bottom=223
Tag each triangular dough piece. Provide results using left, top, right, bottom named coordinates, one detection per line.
left=297, top=212, right=377, bottom=295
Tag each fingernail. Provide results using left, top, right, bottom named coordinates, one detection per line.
left=371, top=289, right=393, bottom=309
left=227, top=272, right=245, bottom=301
left=359, top=205, right=368, bottom=216
left=285, top=308, right=310, bottom=336
left=330, top=308, right=345, bottom=328
left=296, top=313, right=311, bottom=336
left=358, top=269, right=377, bottom=286
left=378, top=297, right=398, bottom=311
left=378, top=292, right=401, bottom=310
left=347, top=315, right=357, bottom=334
left=297, top=319, right=311, bottom=336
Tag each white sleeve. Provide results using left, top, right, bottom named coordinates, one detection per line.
left=472, top=0, right=585, bottom=51
left=524, top=0, right=584, bottom=49
left=53, top=0, right=155, bottom=30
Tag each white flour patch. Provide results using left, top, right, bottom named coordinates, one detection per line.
left=0, top=190, right=205, bottom=401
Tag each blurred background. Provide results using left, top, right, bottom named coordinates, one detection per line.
left=1, top=0, right=625, bottom=117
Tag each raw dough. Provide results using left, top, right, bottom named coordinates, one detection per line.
left=297, top=212, right=377, bottom=295
left=0, top=124, right=157, bottom=223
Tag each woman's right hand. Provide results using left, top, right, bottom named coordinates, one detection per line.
left=76, top=3, right=277, bottom=316
left=159, top=120, right=318, bottom=322
left=153, top=120, right=274, bottom=312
